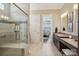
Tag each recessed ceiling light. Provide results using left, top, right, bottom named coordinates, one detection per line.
left=61, top=11, right=68, bottom=18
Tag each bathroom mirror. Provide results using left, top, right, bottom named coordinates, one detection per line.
left=61, top=4, right=78, bottom=35
left=61, top=11, right=73, bottom=33
left=67, top=12, right=73, bottom=32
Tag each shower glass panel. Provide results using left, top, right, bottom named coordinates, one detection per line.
left=0, top=3, right=29, bottom=56
left=10, top=3, right=29, bottom=43
left=0, top=3, right=29, bottom=44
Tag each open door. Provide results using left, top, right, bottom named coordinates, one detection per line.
left=42, top=15, right=53, bottom=43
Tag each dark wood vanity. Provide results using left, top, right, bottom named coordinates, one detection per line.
left=53, top=32, right=78, bottom=56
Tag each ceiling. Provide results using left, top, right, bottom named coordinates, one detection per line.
left=30, top=3, right=64, bottom=10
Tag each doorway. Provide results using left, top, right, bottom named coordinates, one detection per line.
left=42, top=15, right=53, bottom=43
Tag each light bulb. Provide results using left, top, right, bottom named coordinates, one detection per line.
left=6, top=17, right=9, bottom=20
left=69, top=35, right=72, bottom=39
left=1, top=15, right=4, bottom=18
left=2, top=16, right=9, bottom=20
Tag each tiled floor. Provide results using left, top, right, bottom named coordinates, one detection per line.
left=28, top=38, right=62, bottom=56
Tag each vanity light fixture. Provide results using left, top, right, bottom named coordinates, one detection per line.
left=61, top=11, right=68, bottom=18
left=4, top=16, right=9, bottom=20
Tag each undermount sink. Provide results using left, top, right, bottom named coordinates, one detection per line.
left=60, top=36, right=69, bottom=38
left=56, top=34, right=69, bottom=38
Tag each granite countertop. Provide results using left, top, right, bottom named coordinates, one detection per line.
left=55, top=33, right=69, bottom=38
left=60, top=38, right=78, bottom=48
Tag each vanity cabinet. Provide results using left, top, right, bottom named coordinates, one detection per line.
left=53, top=34, right=60, bottom=50
left=53, top=33, right=78, bottom=55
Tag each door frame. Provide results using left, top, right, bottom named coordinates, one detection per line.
left=41, top=14, right=53, bottom=44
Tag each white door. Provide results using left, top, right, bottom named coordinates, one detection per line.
left=30, top=14, right=41, bottom=44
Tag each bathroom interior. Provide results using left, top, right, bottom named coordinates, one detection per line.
left=0, top=3, right=79, bottom=56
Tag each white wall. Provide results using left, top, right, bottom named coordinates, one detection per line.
left=30, top=14, right=41, bottom=43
